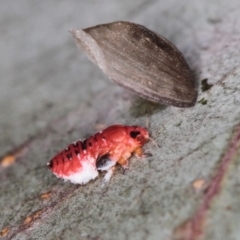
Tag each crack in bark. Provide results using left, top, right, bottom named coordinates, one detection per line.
left=0, top=137, right=35, bottom=169
left=172, top=123, right=240, bottom=240
left=2, top=184, right=82, bottom=240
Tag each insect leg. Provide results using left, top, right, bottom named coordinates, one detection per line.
left=117, top=157, right=129, bottom=175
left=103, top=166, right=115, bottom=183
left=134, top=147, right=152, bottom=158
left=117, top=157, right=129, bottom=169
left=134, top=147, right=143, bottom=158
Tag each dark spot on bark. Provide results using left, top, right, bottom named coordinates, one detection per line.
left=201, top=78, right=213, bottom=92
left=88, top=142, right=92, bottom=147
left=130, top=131, right=141, bottom=139
left=198, top=98, right=208, bottom=105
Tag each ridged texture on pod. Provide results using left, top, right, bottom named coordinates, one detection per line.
left=70, top=21, right=197, bottom=107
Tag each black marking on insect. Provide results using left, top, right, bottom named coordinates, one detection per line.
left=66, top=153, right=72, bottom=160
left=130, top=131, right=141, bottom=139
left=48, top=161, right=53, bottom=169
left=96, top=154, right=112, bottom=170
left=82, top=140, right=87, bottom=150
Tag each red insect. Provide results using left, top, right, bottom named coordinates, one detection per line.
left=47, top=125, right=149, bottom=184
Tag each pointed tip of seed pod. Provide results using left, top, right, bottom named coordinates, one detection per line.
left=71, top=21, right=198, bottom=108
left=69, top=29, right=76, bottom=36
left=69, top=28, right=75, bottom=32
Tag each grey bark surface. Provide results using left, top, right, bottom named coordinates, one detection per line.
left=0, top=1, right=240, bottom=240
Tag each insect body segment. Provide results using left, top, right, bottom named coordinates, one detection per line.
left=48, top=125, right=149, bottom=184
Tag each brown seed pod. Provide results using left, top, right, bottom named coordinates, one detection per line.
left=70, top=21, right=197, bottom=107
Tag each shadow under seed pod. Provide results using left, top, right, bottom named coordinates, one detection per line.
left=70, top=21, right=198, bottom=108
left=130, top=98, right=166, bottom=118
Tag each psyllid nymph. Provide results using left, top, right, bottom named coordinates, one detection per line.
left=48, top=125, right=149, bottom=184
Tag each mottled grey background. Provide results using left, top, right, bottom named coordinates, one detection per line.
left=1, top=1, right=240, bottom=240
